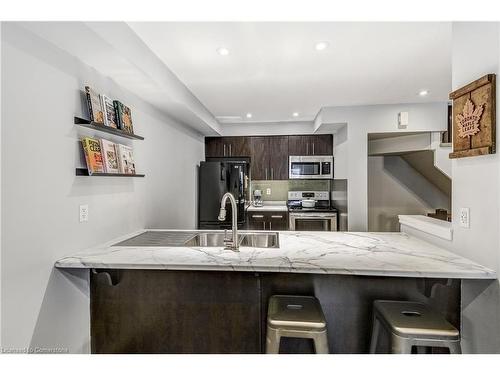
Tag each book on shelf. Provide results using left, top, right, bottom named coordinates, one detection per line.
left=99, top=139, right=120, bottom=173
left=84, top=86, right=104, bottom=123
left=100, top=95, right=118, bottom=129
left=114, top=100, right=134, bottom=134
left=81, top=137, right=104, bottom=174
left=116, top=144, right=136, bottom=174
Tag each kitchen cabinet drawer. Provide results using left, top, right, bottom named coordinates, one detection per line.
left=246, top=211, right=289, bottom=231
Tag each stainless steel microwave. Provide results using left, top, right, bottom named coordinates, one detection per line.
left=289, top=156, right=333, bottom=179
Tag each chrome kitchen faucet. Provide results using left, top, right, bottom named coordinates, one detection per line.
left=218, top=192, right=239, bottom=251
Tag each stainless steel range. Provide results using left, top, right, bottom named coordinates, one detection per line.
left=288, top=191, right=338, bottom=231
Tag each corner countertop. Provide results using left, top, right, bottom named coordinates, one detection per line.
left=246, top=201, right=288, bottom=212
left=399, top=215, right=453, bottom=241
left=55, top=229, right=496, bottom=279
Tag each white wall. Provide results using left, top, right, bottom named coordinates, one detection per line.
left=317, top=103, right=448, bottom=231
left=221, top=121, right=315, bottom=136
left=449, top=22, right=500, bottom=353
left=368, top=156, right=450, bottom=231
left=1, top=23, right=204, bottom=353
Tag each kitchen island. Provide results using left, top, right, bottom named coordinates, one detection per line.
left=55, top=230, right=495, bottom=354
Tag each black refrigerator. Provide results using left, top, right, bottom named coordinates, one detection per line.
left=198, top=159, right=249, bottom=229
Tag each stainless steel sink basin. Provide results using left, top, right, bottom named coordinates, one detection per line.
left=183, top=232, right=227, bottom=247
left=184, top=232, right=279, bottom=249
left=239, top=232, right=279, bottom=248
left=113, top=231, right=279, bottom=249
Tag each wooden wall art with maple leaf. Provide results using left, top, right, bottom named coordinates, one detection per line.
left=449, top=74, right=496, bottom=159
left=457, top=98, right=484, bottom=138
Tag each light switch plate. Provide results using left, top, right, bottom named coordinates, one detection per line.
left=459, top=207, right=470, bottom=228
left=398, top=111, right=409, bottom=129
left=79, top=204, right=89, bottom=222
left=266, top=188, right=271, bottom=195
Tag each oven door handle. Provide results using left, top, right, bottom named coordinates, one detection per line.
left=290, top=215, right=336, bottom=220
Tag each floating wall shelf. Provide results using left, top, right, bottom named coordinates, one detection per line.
left=74, top=116, right=145, bottom=140
left=76, top=168, right=145, bottom=177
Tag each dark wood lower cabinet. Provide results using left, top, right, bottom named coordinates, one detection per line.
left=91, top=270, right=460, bottom=354
left=246, top=211, right=288, bottom=230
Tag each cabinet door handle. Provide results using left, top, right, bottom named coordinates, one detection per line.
left=223, top=144, right=226, bottom=156
left=263, top=221, right=266, bottom=230
left=269, top=221, right=272, bottom=230
left=271, top=215, right=283, bottom=219
left=252, top=215, right=264, bottom=218
left=312, top=143, right=315, bottom=155
left=265, top=168, right=268, bottom=180
left=229, top=144, right=232, bottom=156
left=306, top=143, right=309, bottom=155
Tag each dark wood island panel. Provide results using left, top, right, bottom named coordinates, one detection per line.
left=90, top=270, right=460, bottom=354
left=91, top=270, right=261, bottom=353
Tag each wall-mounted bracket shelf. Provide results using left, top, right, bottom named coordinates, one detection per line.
left=76, top=168, right=145, bottom=177
left=74, top=116, right=145, bottom=140
left=92, top=269, right=121, bottom=286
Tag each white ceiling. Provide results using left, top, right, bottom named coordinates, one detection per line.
left=128, top=22, right=452, bottom=124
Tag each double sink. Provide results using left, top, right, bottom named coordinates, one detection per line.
left=113, top=230, right=280, bottom=249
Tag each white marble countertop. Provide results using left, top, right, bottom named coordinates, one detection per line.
left=399, top=215, right=453, bottom=241
left=246, top=201, right=288, bottom=212
left=55, top=230, right=495, bottom=279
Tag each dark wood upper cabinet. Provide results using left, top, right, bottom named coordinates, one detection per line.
left=288, top=135, right=332, bottom=156
left=249, top=137, right=269, bottom=180
left=227, top=137, right=251, bottom=157
left=249, top=136, right=289, bottom=180
left=268, top=136, right=289, bottom=180
left=205, top=134, right=329, bottom=180
left=313, top=134, right=333, bottom=155
left=205, top=137, right=250, bottom=157
left=288, top=135, right=310, bottom=155
left=205, top=137, right=225, bottom=157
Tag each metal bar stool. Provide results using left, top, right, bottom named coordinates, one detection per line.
left=266, top=295, right=329, bottom=354
left=369, top=300, right=461, bottom=354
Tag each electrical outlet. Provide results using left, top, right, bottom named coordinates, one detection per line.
left=266, top=188, right=271, bottom=195
left=459, top=207, right=470, bottom=228
left=79, top=204, right=89, bottom=222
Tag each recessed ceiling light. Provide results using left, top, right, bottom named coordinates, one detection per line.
left=292, top=112, right=299, bottom=117
left=246, top=113, right=252, bottom=119
left=315, top=41, right=329, bottom=51
left=418, top=89, right=429, bottom=96
left=217, top=47, right=229, bottom=56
